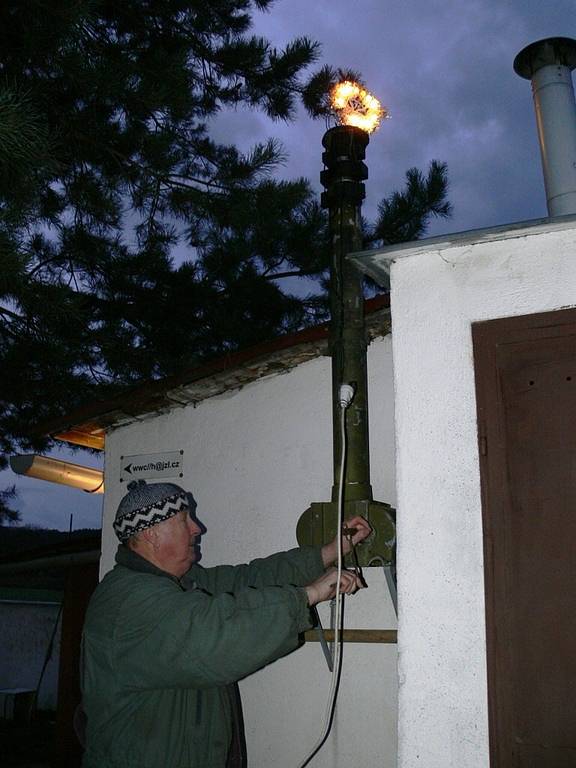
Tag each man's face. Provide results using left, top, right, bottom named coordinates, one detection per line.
left=154, top=509, right=202, bottom=578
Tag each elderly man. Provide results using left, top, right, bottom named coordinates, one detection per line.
left=82, top=479, right=370, bottom=768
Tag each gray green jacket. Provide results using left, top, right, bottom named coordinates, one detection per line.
left=81, top=544, right=324, bottom=768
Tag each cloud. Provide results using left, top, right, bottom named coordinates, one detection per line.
left=232, top=0, right=576, bottom=231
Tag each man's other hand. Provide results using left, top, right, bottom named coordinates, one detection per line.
left=320, top=515, right=372, bottom=568
left=304, top=567, right=365, bottom=607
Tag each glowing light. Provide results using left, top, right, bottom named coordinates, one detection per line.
left=10, top=454, right=104, bottom=493
left=330, top=81, right=386, bottom=134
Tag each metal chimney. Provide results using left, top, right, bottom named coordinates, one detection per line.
left=514, top=37, right=576, bottom=217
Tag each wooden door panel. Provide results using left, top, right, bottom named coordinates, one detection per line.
left=473, top=309, right=576, bottom=768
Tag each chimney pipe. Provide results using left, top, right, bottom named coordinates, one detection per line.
left=514, top=37, right=576, bottom=217
left=295, top=124, right=395, bottom=567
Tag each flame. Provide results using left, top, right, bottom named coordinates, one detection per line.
left=330, top=81, right=386, bottom=134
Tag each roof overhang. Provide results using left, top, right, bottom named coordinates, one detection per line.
left=350, top=214, right=576, bottom=285
left=39, top=295, right=391, bottom=451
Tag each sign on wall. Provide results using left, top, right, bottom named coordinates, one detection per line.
left=119, top=450, right=184, bottom=483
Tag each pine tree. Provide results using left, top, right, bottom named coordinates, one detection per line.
left=0, top=0, right=451, bottom=503
left=0, top=0, right=323, bottom=461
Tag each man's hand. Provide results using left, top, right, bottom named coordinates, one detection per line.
left=320, top=515, right=372, bottom=568
left=304, top=567, right=365, bottom=607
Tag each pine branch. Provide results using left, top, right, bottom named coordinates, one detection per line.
left=0, top=305, right=28, bottom=324
left=263, top=268, right=324, bottom=281
left=369, top=160, right=452, bottom=246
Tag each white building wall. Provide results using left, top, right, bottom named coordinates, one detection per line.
left=100, top=336, right=398, bottom=768
left=387, top=222, right=576, bottom=768
left=0, top=601, right=61, bottom=711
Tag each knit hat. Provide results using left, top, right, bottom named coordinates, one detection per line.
left=113, top=479, right=190, bottom=542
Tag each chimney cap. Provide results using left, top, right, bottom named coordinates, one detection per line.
left=514, top=37, right=576, bottom=80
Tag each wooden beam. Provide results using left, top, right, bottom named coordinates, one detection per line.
left=304, top=629, right=397, bottom=644
left=53, top=430, right=105, bottom=450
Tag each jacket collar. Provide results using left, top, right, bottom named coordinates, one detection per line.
left=115, top=544, right=180, bottom=584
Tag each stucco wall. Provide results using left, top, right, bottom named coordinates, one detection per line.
left=0, top=601, right=61, bottom=711
left=388, top=223, right=576, bottom=768
left=100, top=336, right=397, bottom=767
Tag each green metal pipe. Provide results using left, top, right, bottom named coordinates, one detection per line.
left=322, top=126, right=373, bottom=502
left=296, top=125, right=395, bottom=566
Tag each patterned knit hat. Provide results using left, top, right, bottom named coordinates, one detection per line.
left=113, top=479, right=189, bottom=542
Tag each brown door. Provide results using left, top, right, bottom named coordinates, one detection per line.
left=473, top=308, right=576, bottom=768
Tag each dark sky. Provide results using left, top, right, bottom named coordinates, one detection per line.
left=210, top=0, right=575, bottom=233
left=5, top=1, right=576, bottom=531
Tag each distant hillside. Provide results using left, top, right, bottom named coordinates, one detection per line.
left=0, top=526, right=101, bottom=557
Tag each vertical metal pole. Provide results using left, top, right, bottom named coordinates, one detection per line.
left=296, top=125, right=395, bottom=567
left=321, top=126, right=373, bottom=502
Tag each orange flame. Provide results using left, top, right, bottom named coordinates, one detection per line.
left=330, top=81, right=386, bottom=134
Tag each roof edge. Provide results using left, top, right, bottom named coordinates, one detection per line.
left=351, top=215, right=576, bottom=282
left=38, top=294, right=391, bottom=449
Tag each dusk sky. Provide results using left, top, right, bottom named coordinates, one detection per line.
left=5, top=0, right=575, bottom=531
